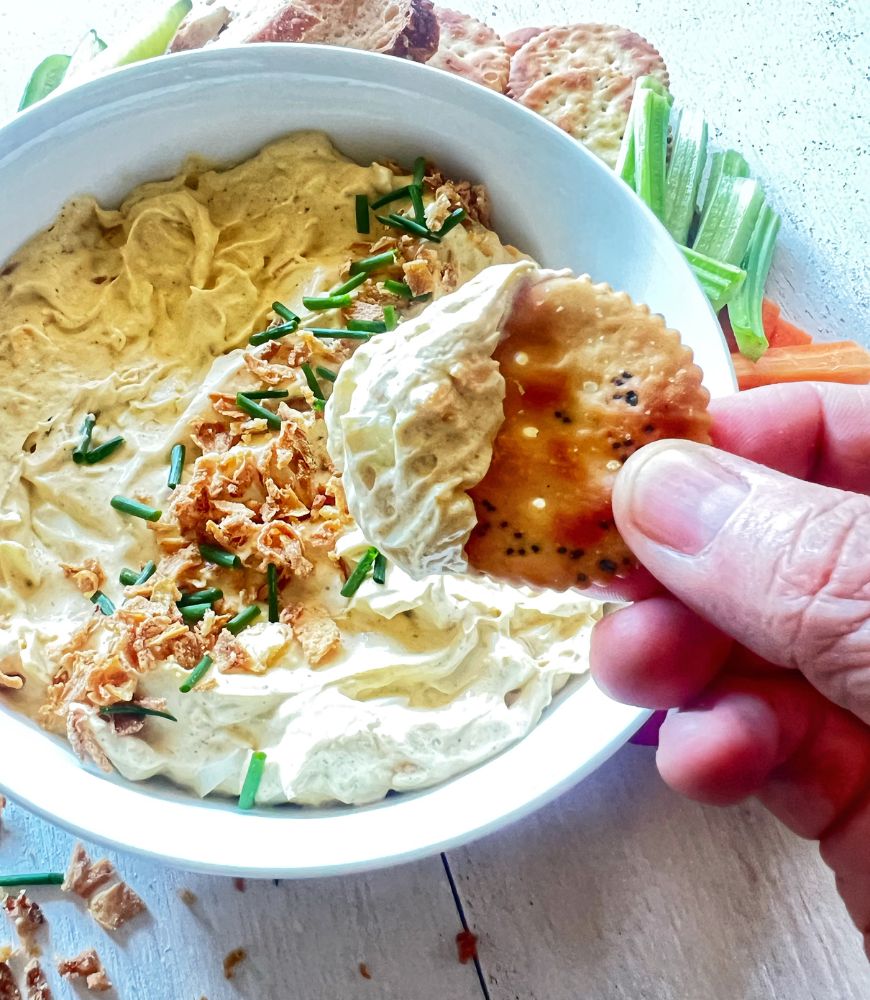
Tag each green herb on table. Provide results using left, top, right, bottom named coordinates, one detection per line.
left=180, top=653, right=213, bottom=693
left=238, top=751, right=266, bottom=810
left=99, top=704, right=177, bottom=722
left=340, top=547, right=379, bottom=598
left=198, top=543, right=241, bottom=568
left=236, top=393, right=282, bottom=430
left=167, top=443, right=185, bottom=489
left=300, top=363, right=325, bottom=400
left=110, top=496, right=162, bottom=522
left=90, top=591, right=115, bottom=616
left=0, top=873, right=64, bottom=888
left=226, top=604, right=261, bottom=636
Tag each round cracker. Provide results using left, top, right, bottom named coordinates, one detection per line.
left=427, top=7, right=510, bottom=92
left=465, top=274, right=711, bottom=591
left=504, top=25, right=549, bottom=57
left=518, top=67, right=636, bottom=167
left=507, top=22, right=668, bottom=100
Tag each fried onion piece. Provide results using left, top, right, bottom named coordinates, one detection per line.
left=466, top=274, right=711, bottom=589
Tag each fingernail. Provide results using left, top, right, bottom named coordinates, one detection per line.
left=620, top=443, right=749, bottom=555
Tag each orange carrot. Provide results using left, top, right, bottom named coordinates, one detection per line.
left=767, top=317, right=814, bottom=348
left=761, top=298, right=781, bottom=337
left=732, top=341, right=870, bottom=390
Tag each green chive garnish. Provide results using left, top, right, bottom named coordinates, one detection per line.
left=179, top=602, right=211, bottom=622
left=0, top=873, right=64, bottom=887
left=198, top=543, right=241, bottom=568
left=437, top=207, right=467, bottom=237
left=373, top=551, right=387, bottom=584
left=383, top=278, right=413, bottom=298
left=347, top=319, right=387, bottom=334
left=383, top=305, right=398, bottom=331
left=180, top=653, right=213, bottom=693
left=312, top=399, right=326, bottom=412
left=226, top=604, right=261, bottom=636
left=349, top=250, right=397, bottom=275
left=236, top=393, right=282, bottom=430
left=302, top=293, right=353, bottom=311
left=267, top=564, right=279, bottom=623
left=304, top=328, right=371, bottom=340
left=370, top=185, right=411, bottom=210
left=412, top=156, right=426, bottom=188
left=340, top=546, right=378, bottom=598
left=238, top=389, right=289, bottom=400
left=119, top=561, right=156, bottom=587
left=99, top=704, right=177, bottom=722
left=90, top=591, right=115, bottom=615
left=378, top=214, right=440, bottom=241
left=331, top=271, right=368, bottom=296
left=249, top=321, right=298, bottom=347
left=355, top=193, right=370, bottom=234
left=315, top=366, right=337, bottom=383
left=178, top=588, right=223, bottom=607
left=273, top=302, right=299, bottom=324
left=167, top=443, right=185, bottom=489
left=82, top=435, right=124, bottom=464
left=300, top=363, right=325, bottom=400
left=110, top=496, right=162, bottom=522
left=72, top=413, right=96, bottom=464
left=409, top=184, right=426, bottom=225
left=238, top=750, right=266, bottom=810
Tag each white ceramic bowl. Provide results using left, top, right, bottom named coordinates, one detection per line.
left=0, top=45, right=734, bottom=877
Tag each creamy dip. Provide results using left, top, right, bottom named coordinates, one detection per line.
left=0, top=132, right=605, bottom=806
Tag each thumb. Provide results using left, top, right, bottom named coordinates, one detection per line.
left=613, top=440, right=870, bottom=725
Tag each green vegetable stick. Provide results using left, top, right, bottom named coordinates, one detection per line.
left=699, top=149, right=750, bottom=218
left=680, top=245, right=746, bottom=311
left=664, top=108, right=708, bottom=245
left=633, top=89, right=671, bottom=220
left=728, top=204, right=781, bottom=361
left=693, top=176, right=765, bottom=267
left=18, top=54, right=71, bottom=111
left=615, top=75, right=673, bottom=189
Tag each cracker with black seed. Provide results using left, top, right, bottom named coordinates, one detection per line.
left=465, top=274, right=710, bottom=590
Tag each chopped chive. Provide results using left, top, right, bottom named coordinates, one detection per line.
left=300, top=363, right=325, bottom=400
left=0, top=873, right=64, bottom=887
left=179, top=602, right=211, bottom=622
left=312, top=399, right=326, bottom=412
left=249, top=320, right=298, bottom=347
left=180, top=653, right=213, bottom=693
left=178, top=588, right=223, bottom=607
left=373, top=551, right=387, bottom=584
left=99, top=704, right=177, bottom=722
left=340, top=546, right=378, bottom=598
left=378, top=214, right=440, bottom=242
left=267, top=564, right=279, bottom=623
left=119, top=561, right=156, bottom=587
left=236, top=392, right=282, bottom=430
left=349, top=250, right=397, bottom=275
left=383, top=278, right=413, bottom=298
left=72, top=413, right=96, bottom=464
left=302, top=293, right=353, bottom=311
left=370, top=185, right=411, bottom=210
left=304, top=328, right=371, bottom=340
left=315, top=366, right=337, bottom=383
left=110, top=496, right=162, bottom=522
left=412, top=156, right=426, bottom=188
left=198, top=543, right=241, bottom=568
left=273, top=302, right=299, bottom=324
left=355, top=193, right=370, bottom=234
left=226, top=604, right=261, bottom=636
left=331, top=271, right=368, bottom=296
left=82, top=436, right=124, bottom=464
left=383, top=305, right=398, bottom=331
left=409, top=184, right=426, bottom=225
left=347, top=319, right=387, bottom=334
left=238, top=750, right=266, bottom=810
left=90, top=590, right=115, bottom=615
left=437, top=207, right=467, bottom=237
left=238, top=389, right=289, bottom=400
left=167, top=443, right=186, bottom=489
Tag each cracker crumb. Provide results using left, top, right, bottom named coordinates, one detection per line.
left=223, top=948, right=246, bottom=980
left=359, top=962, right=372, bottom=979
left=62, top=844, right=116, bottom=901
left=23, top=960, right=52, bottom=1000
left=0, top=960, right=20, bottom=1000
left=88, top=881, right=146, bottom=931
left=4, top=893, right=44, bottom=956
left=455, top=929, right=478, bottom=964
left=232, top=878, right=246, bottom=893
left=57, top=949, right=111, bottom=992
left=178, top=888, right=197, bottom=906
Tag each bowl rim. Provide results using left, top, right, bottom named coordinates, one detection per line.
left=0, top=42, right=730, bottom=876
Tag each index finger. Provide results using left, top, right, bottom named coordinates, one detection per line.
left=709, top=382, right=870, bottom=493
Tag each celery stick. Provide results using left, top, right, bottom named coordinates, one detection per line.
left=664, top=108, right=708, bottom=244
left=693, top=176, right=764, bottom=266
left=699, top=149, right=750, bottom=218
left=632, top=89, right=670, bottom=220
left=728, top=204, right=781, bottom=360
left=680, top=245, right=746, bottom=311
left=615, top=76, right=673, bottom=189
left=66, top=30, right=108, bottom=78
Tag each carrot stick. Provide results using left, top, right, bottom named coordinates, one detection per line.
left=761, top=298, right=781, bottom=337
left=732, top=341, right=870, bottom=390
left=767, top=317, right=814, bottom=348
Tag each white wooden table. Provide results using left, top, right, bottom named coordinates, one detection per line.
left=0, top=2, right=868, bottom=997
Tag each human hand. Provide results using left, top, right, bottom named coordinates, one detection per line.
left=591, top=382, right=870, bottom=958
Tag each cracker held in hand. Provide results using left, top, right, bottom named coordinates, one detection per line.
left=508, top=23, right=668, bottom=167
left=427, top=7, right=510, bottom=92
left=465, top=275, right=711, bottom=590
